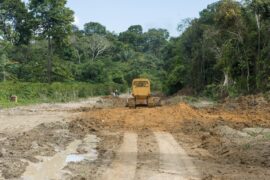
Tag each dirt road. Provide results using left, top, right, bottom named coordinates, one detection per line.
left=0, top=97, right=101, bottom=135
left=99, top=132, right=199, bottom=180
left=0, top=95, right=270, bottom=179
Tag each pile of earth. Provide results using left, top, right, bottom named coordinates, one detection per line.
left=221, top=94, right=270, bottom=110
left=179, top=94, right=270, bottom=169
left=80, top=94, right=270, bottom=169
left=180, top=119, right=270, bottom=168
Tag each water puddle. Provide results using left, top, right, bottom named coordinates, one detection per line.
left=21, top=135, right=98, bottom=180
left=66, top=154, right=85, bottom=162
left=0, top=138, right=6, bottom=141
left=0, top=133, right=7, bottom=142
left=0, top=172, right=4, bottom=180
left=66, top=149, right=98, bottom=163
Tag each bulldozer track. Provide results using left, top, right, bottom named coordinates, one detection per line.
left=99, top=132, right=200, bottom=180
left=101, top=133, right=138, bottom=180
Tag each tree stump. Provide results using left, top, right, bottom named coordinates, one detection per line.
left=10, top=95, right=18, bottom=103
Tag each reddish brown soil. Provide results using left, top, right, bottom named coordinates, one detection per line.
left=76, top=96, right=270, bottom=179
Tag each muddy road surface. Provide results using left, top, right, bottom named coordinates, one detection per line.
left=0, top=95, right=270, bottom=179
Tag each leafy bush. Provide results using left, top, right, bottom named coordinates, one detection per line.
left=202, top=83, right=240, bottom=99
left=79, top=61, right=109, bottom=83
left=202, top=84, right=221, bottom=99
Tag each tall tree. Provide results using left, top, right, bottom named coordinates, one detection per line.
left=144, top=28, right=169, bottom=57
left=119, top=25, right=145, bottom=51
left=0, top=40, right=14, bottom=82
left=86, top=34, right=111, bottom=61
left=0, top=0, right=33, bottom=45
left=84, top=22, right=107, bottom=36
left=29, top=0, right=74, bottom=83
left=215, top=0, right=243, bottom=88
left=0, top=41, right=8, bottom=82
left=248, top=0, right=270, bottom=88
left=127, top=25, right=143, bottom=34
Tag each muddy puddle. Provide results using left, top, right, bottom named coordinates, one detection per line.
left=21, top=135, right=99, bottom=180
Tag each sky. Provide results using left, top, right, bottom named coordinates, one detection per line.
left=22, top=0, right=219, bottom=37
left=66, top=0, right=219, bottom=37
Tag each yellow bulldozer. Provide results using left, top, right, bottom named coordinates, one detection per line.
left=126, top=78, right=161, bottom=108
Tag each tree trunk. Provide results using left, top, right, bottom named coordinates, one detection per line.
left=75, top=50, right=81, bottom=64
left=47, top=37, right=52, bottom=84
left=223, top=71, right=229, bottom=87
left=92, top=51, right=96, bottom=61
left=247, top=59, right=250, bottom=92
left=3, top=68, right=6, bottom=82
left=255, top=13, right=261, bottom=89
left=202, top=40, right=206, bottom=86
left=243, top=48, right=250, bottom=92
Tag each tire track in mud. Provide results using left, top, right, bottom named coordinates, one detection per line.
left=134, top=131, right=160, bottom=180
left=97, top=131, right=200, bottom=180
left=0, top=172, right=3, bottom=180
left=154, top=132, right=200, bottom=180
left=100, top=133, right=138, bottom=180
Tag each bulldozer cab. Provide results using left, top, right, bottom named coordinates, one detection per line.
left=132, top=79, right=151, bottom=98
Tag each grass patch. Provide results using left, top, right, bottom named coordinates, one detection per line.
left=243, top=143, right=252, bottom=150
left=0, top=82, right=126, bottom=108
left=264, top=133, right=270, bottom=140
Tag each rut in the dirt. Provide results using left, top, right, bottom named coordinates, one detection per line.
left=96, top=131, right=200, bottom=180
left=101, top=133, right=138, bottom=180
left=135, top=131, right=159, bottom=180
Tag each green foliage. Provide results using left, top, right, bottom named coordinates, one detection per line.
left=165, top=64, right=187, bottom=94
left=29, top=0, right=74, bottom=83
left=0, top=41, right=15, bottom=81
left=2, top=0, right=270, bottom=105
left=243, top=143, right=252, bottom=150
left=265, top=133, right=270, bottom=140
left=51, top=56, right=75, bottom=81
left=84, top=22, right=107, bottom=36
left=123, top=54, right=165, bottom=91
left=119, top=25, right=145, bottom=51
left=202, top=83, right=240, bottom=99
left=1, top=0, right=170, bottom=96
left=144, top=28, right=169, bottom=57
left=164, top=0, right=270, bottom=96
left=29, top=0, right=74, bottom=46
left=127, top=25, right=143, bottom=34
left=79, top=61, right=108, bottom=83
left=0, top=0, right=33, bottom=45
left=202, top=84, right=222, bottom=99
left=0, top=82, right=125, bottom=108
left=250, top=0, right=270, bottom=20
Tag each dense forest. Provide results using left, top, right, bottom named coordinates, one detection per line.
left=0, top=0, right=270, bottom=101
left=166, top=0, right=270, bottom=97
